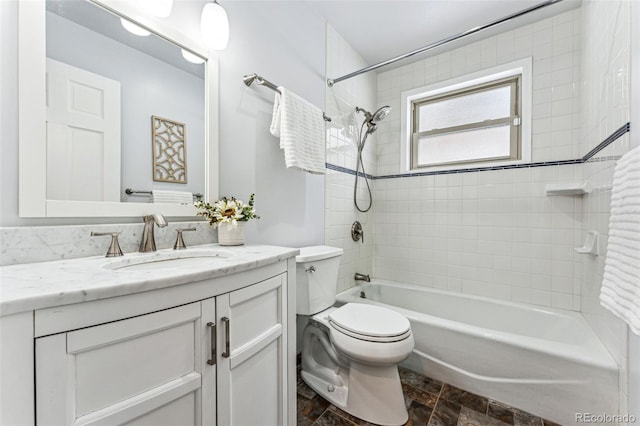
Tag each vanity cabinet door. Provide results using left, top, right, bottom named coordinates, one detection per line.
left=216, top=274, right=288, bottom=426
left=35, top=301, right=215, bottom=426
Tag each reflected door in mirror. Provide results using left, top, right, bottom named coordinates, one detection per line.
left=46, top=58, right=121, bottom=202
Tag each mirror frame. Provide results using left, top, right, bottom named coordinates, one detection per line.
left=18, top=0, right=218, bottom=217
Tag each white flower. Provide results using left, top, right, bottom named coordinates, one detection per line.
left=195, top=195, right=259, bottom=228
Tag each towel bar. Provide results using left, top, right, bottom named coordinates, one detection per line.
left=243, top=73, right=332, bottom=122
left=125, top=188, right=203, bottom=198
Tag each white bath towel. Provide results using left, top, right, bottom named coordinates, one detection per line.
left=600, top=146, right=640, bottom=335
left=151, top=190, right=193, bottom=205
left=270, top=87, right=326, bottom=174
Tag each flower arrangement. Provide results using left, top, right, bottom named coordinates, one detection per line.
left=194, top=194, right=259, bottom=228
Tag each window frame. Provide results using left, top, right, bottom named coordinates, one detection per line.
left=400, top=58, right=532, bottom=173
left=411, top=75, right=521, bottom=169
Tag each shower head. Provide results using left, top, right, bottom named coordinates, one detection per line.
left=356, top=105, right=391, bottom=135
left=370, top=106, right=391, bottom=123
left=356, top=105, right=391, bottom=126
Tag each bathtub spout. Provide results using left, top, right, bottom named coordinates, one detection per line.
left=354, top=272, right=370, bottom=282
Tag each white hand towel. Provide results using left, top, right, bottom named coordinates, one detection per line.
left=151, top=190, right=193, bottom=204
left=600, top=146, right=640, bottom=335
left=270, top=87, right=326, bottom=174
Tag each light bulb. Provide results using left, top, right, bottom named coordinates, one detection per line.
left=120, top=18, right=150, bottom=37
left=201, top=1, right=229, bottom=51
left=181, top=49, right=205, bottom=65
left=138, top=0, right=173, bottom=18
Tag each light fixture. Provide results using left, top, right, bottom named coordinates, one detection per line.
left=120, top=18, right=150, bottom=36
left=138, top=0, right=173, bottom=18
left=201, top=1, right=229, bottom=51
left=181, top=49, right=205, bottom=65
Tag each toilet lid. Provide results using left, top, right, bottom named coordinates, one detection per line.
left=328, top=303, right=410, bottom=339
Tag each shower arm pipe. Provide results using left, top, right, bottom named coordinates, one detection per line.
left=244, top=73, right=332, bottom=122
left=326, top=0, right=563, bottom=87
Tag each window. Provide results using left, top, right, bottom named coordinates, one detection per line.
left=401, top=59, right=531, bottom=171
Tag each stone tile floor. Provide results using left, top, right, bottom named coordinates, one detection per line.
left=297, top=366, right=564, bottom=426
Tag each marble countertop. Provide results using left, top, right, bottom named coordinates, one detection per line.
left=0, top=244, right=299, bottom=316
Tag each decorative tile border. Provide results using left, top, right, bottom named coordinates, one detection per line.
left=325, top=163, right=375, bottom=179
left=326, top=122, right=630, bottom=180
left=581, top=122, right=630, bottom=161
left=373, top=159, right=583, bottom=180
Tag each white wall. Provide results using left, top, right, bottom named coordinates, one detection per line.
left=216, top=1, right=326, bottom=247
left=372, top=9, right=584, bottom=310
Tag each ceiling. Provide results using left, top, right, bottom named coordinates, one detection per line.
left=307, top=0, right=581, bottom=73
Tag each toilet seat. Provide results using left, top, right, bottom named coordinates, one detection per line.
left=328, top=303, right=411, bottom=342
left=322, top=303, right=414, bottom=366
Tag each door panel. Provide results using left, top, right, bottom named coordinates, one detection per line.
left=228, top=275, right=281, bottom=351
left=217, top=274, right=287, bottom=426
left=36, top=302, right=204, bottom=426
left=46, top=58, right=121, bottom=202
left=230, top=339, right=280, bottom=426
left=124, top=392, right=196, bottom=426
left=73, top=321, right=195, bottom=416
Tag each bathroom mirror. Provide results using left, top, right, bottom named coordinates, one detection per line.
left=18, top=0, right=219, bottom=217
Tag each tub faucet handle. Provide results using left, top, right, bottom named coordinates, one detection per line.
left=351, top=221, right=364, bottom=243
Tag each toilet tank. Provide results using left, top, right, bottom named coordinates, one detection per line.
left=296, top=246, right=343, bottom=315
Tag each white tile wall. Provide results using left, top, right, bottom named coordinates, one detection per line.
left=579, top=0, right=632, bottom=415
left=325, top=25, right=377, bottom=293
left=376, top=9, right=582, bottom=177
left=579, top=0, right=631, bottom=154
left=373, top=163, right=583, bottom=310
left=370, top=10, right=584, bottom=310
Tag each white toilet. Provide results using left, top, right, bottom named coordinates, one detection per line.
left=296, top=246, right=414, bottom=426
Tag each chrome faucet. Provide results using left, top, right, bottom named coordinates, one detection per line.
left=354, top=272, right=371, bottom=282
left=139, top=214, right=168, bottom=252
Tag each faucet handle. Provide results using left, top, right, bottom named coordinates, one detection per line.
left=351, top=221, right=364, bottom=244
left=91, top=232, right=124, bottom=257
left=174, top=227, right=196, bottom=250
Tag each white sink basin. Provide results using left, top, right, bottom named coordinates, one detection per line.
left=104, top=250, right=234, bottom=271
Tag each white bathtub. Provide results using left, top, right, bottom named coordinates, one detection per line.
left=336, top=280, right=619, bottom=425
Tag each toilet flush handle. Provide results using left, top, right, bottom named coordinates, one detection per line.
left=306, top=265, right=316, bottom=273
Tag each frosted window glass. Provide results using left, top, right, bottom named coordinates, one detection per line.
left=418, top=86, right=511, bottom=131
left=417, top=125, right=511, bottom=166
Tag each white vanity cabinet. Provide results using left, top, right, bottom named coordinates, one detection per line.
left=0, top=251, right=296, bottom=426
left=36, top=300, right=214, bottom=425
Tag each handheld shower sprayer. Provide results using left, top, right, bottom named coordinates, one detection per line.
left=353, top=105, right=391, bottom=212
left=356, top=106, right=392, bottom=137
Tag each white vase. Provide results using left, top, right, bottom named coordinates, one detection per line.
left=217, top=222, right=246, bottom=246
